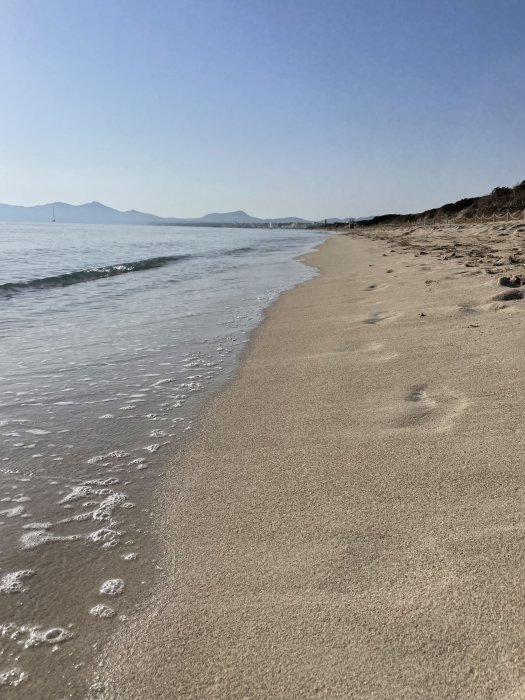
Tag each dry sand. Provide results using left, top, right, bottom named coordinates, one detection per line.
left=98, top=224, right=525, bottom=699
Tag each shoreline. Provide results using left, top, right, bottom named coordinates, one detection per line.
left=98, top=226, right=525, bottom=699
left=0, top=227, right=324, bottom=699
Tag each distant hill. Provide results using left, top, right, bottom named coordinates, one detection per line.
left=193, top=210, right=309, bottom=225
left=196, top=210, right=260, bottom=224
left=0, top=201, right=311, bottom=226
left=0, top=201, right=164, bottom=225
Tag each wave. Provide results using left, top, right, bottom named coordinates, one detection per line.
left=0, top=255, right=190, bottom=295
left=219, top=246, right=254, bottom=256
left=0, top=246, right=256, bottom=296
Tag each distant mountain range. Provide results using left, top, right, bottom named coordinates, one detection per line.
left=0, top=201, right=316, bottom=226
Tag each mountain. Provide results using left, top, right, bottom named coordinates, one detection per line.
left=195, top=210, right=262, bottom=224
left=192, top=210, right=310, bottom=225
left=0, top=202, right=311, bottom=226
left=0, top=201, right=165, bottom=225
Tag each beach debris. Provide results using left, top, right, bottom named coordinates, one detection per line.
left=419, top=312, right=426, bottom=317
left=499, top=275, right=523, bottom=287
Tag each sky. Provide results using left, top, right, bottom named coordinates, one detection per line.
left=1, top=0, right=524, bottom=220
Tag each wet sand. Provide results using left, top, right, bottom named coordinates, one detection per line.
left=98, top=226, right=525, bottom=699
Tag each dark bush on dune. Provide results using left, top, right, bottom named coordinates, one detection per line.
left=360, top=180, right=525, bottom=227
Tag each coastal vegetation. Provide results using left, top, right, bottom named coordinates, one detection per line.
left=360, top=180, right=525, bottom=227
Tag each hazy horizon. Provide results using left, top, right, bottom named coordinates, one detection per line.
left=2, top=0, right=525, bottom=219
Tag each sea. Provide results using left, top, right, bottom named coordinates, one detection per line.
left=0, top=222, right=324, bottom=698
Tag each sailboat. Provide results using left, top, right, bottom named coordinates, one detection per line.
left=52, top=205, right=56, bottom=223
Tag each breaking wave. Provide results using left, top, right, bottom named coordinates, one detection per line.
left=0, top=247, right=255, bottom=295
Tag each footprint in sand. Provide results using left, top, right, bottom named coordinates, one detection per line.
left=362, top=342, right=399, bottom=363
left=386, top=384, right=467, bottom=433
left=480, top=290, right=524, bottom=313
left=363, top=311, right=401, bottom=325
left=365, top=283, right=389, bottom=292
left=457, top=303, right=480, bottom=315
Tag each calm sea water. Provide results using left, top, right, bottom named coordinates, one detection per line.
left=0, top=222, right=324, bottom=698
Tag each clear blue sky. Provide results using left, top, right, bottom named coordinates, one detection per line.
left=1, top=0, right=524, bottom=219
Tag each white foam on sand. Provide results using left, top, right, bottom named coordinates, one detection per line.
left=92, top=493, right=127, bottom=521
left=21, top=625, right=73, bottom=648
left=87, top=450, right=129, bottom=465
left=0, top=505, right=25, bottom=518
left=0, top=666, right=27, bottom=687
left=2, top=622, right=73, bottom=649
left=0, top=570, right=35, bottom=594
left=87, top=527, right=121, bottom=548
left=85, top=478, right=120, bottom=487
left=144, top=444, right=160, bottom=453
left=121, top=553, right=137, bottom=561
left=90, top=604, right=116, bottom=619
left=59, top=485, right=112, bottom=504
left=100, top=579, right=125, bottom=596
left=20, top=530, right=80, bottom=549
left=149, top=429, right=167, bottom=438
left=0, top=293, right=265, bottom=692
left=23, top=522, right=52, bottom=530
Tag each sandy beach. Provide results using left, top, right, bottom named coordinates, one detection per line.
left=98, top=223, right=525, bottom=699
